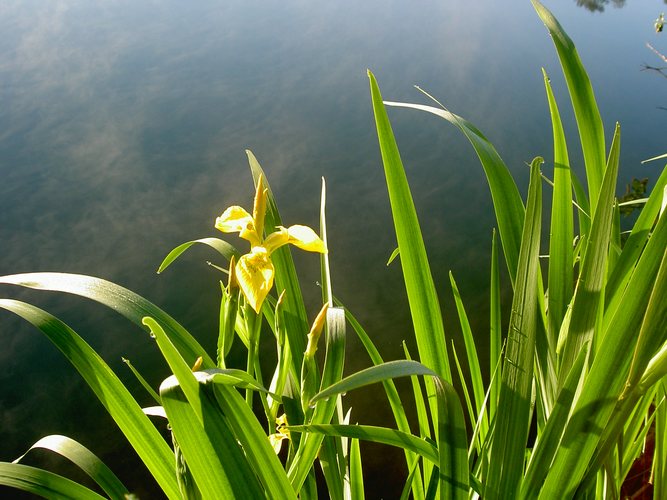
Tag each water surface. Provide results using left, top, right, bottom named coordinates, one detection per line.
left=1, top=0, right=665, bottom=496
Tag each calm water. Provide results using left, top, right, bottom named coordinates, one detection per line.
left=1, top=0, right=665, bottom=497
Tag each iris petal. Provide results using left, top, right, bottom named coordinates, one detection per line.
left=263, top=227, right=290, bottom=254
left=235, top=247, right=274, bottom=312
left=252, top=175, right=268, bottom=240
left=215, top=206, right=260, bottom=245
left=287, top=225, right=327, bottom=253
left=216, top=206, right=253, bottom=233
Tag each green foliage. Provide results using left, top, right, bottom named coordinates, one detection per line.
left=375, top=1, right=665, bottom=497
left=0, top=1, right=665, bottom=498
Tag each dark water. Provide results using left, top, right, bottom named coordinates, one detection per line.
left=1, top=0, right=665, bottom=497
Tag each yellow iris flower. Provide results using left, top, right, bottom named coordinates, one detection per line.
left=215, top=175, right=327, bottom=312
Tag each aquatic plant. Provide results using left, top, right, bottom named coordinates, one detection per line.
left=0, top=1, right=665, bottom=498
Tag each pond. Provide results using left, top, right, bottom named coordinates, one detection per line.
left=1, top=0, right=665, bottom=497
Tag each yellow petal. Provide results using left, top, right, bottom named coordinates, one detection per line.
left=191, top=356, right=203, bottom=372
left=263, top=227, right=290, bottom=254
left=252, top=175, right=268, bottom=240
left=216, top=206, right=253, bottom=232
left=227, top=255, right=239, bottom=290
left=286, top=225, right=327, bottom=253
left=304, top=303, right=329, bottom=358
left=236, top=247, right=274, bottom=313
left=269, top=433, right=286, bottom=454
left=276, top=413, right=288, bottom=430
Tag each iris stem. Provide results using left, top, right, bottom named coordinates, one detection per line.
left=245, top=303, right=263, bottom=405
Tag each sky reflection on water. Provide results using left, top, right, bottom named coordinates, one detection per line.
left=1, top=0, right=666, bottom=496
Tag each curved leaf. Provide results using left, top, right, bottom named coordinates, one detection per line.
left=157, top=238, right=239, bottom=273
left=311, top=360, right=437, bottom=404
left=0, top=272, right=213, bottom=368
left=14, top=435, right=128, bottom=500
left=290, top=424, right=439, bottom=465
left=532, top=0, right=606, bottom=212
left=0, top=462, right=106, bottom=499
left=0, top=300, right=180, bottom=499
left=382, top=100, right=524, bottom=286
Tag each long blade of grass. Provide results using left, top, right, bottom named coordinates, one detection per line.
left=571, top=172, right=592, bottom=241
left=425, top=467, right=440, bottom=500
left=142, top=317, right=205, bottom=418
left=403, top=342, right=434, bottom=494
left=655, top=382, right=667, bottom=500
left=0, top=272, right=214, bottom=368
left=318, top=431, right=345, bottom=500
left=0, top=300, right=180, bottom=499
left=437, top=377, right=469, bottom=500
left=318, top=178, right=347, bottom=500
left=642, top=152, right=667, bottom=164
left=608, top=202, right=622, bottom=279
left=368, top=71, right=451, bottom=387
left=449, top=271, right=487, bottom=436
left=559, top=124, right=620, bottom=380
left=382, top=99, right=525, bottom=287
left=320, top=177, right=334, bottom=307
left=543, top=69, right=574, bottom=350
left=532, top=0, right=606, bottom=212
left=489, top=229, right=502, bottom=421
left=486, top=157, right=543, bottom=499
left=400, top=460, right=422, bottom=500
left=13, top=435, right=128, bottom=500
left=349, top=438, right=365, bottom=500
left=450, top=341, right=475, bottom=441
left=122, top=357, right=161, bottom=405
left=622, top=239, right=667, bottom=392
left=0, top=462, right=107, bottom=499
left=469, top=358, right=501, bottom=464
left=531, top=75, right=576, bottom=411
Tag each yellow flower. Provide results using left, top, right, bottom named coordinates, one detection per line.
left=215, top=175, right=327, bottom=312
left=268, top=413, right=290, bottom=454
